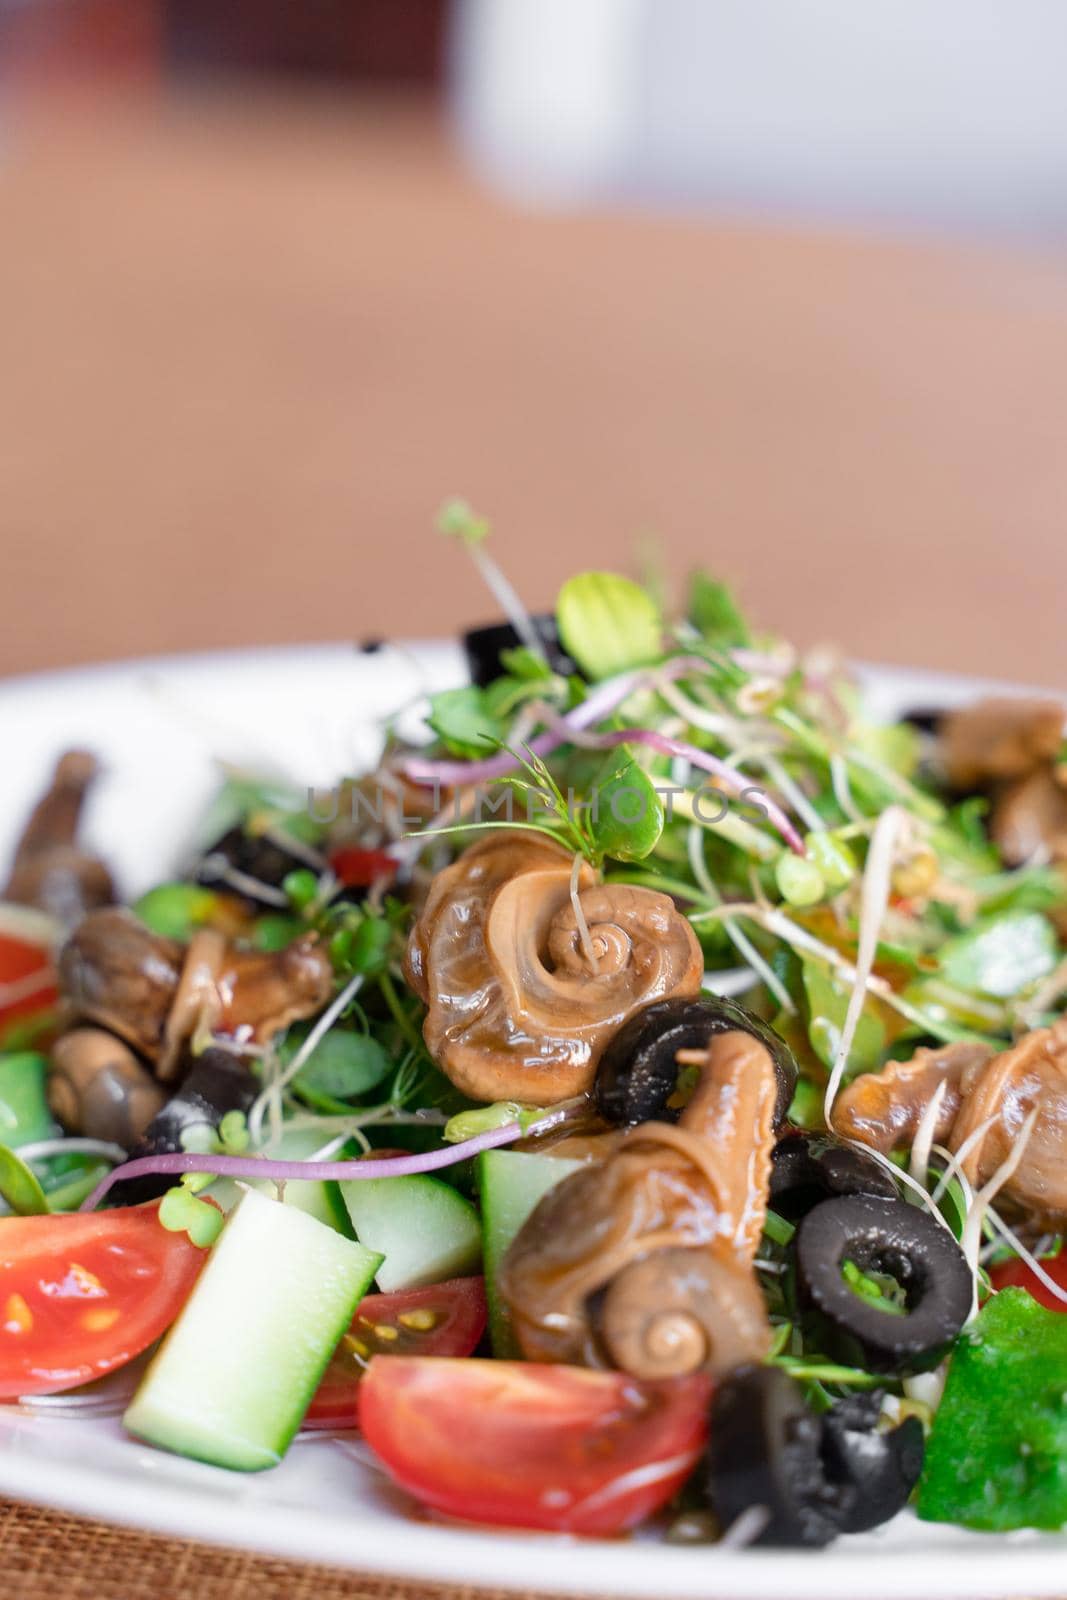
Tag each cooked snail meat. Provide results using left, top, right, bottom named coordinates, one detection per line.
left=404, top=833, right=703, bottom=1104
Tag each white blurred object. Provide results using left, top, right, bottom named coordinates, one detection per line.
left=453, top=0, right=1067, bottom=232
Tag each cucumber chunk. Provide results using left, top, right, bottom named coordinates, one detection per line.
left=208, top=1127, right=354, bottom=1237
left=123, top=1188, right=381, bottom=1471
left=0, top=1053, right=56, bottom=1148
left=340, top=1172, right=481, bottom=1292
left=476, top=1149, right=583, bottom=1356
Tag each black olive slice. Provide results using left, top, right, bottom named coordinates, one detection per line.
left=110, top=1047, right=257, bottom=1205
left=795, top=1194, right=972, bottom=1374
left=195, top=825, right=317, bottom=908
left=704, top=1365, right=844, bottom=1547
left=462, top=615, right=575, bottom=688
left=594, top=996, right=798, bottom=1129
left=820, top=1390, right=925, bottom=1534
left=770, top=1131, right=897, bottom=1221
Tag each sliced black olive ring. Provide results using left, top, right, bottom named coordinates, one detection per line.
left=703, top=1365, right=924, bottom=1546
left=594, top=995, right=798, bottom=1129
left=795, top=1193, right=972, bottom=1375
left=769, top=1130, right=897, bottom=1222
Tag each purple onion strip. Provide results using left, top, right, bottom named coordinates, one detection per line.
left=568, top=725, right=805, bottom=855
left=79, top=1120, right=525, bottom=1213
left=399, top=655, right=710, bottom=787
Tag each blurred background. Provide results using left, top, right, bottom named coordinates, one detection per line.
left=2, top=0, right=1066, bottom=684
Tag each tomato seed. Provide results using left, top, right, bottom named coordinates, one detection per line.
left=3, top=1294, right=32, bottom=1334
left=81, top=1307, right=121, bottom=1333
left=397, top=1309, right=439, bottom=1332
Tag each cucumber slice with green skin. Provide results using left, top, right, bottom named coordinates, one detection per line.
left=208, top=1127, right=354, bottom=1237
left=340, top=1173, right=481, bottom=1293
left=476, top=1150, right=584, bottom=1357
left=0, top=1053, right=56, bottom=1148
left=123, top=1188, right=381, bottom=1471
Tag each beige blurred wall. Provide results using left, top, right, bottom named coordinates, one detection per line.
left=1, top=89, right=1066, bottom=686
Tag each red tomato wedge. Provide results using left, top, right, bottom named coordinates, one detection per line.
left=0, top=910, right=59, bottom=1044
left=989, top=1252, right=1067, bottom=1312
left=329, top=848, right=397, bottom=891
left=304, top=1277, right=487, bottom=1429
left=0, top=1204, right=209, bottom=1398
left=359, top=1357, right=711, bottom=1535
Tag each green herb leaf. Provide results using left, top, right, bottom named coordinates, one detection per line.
left=437, top=497, right=490, bottom=546
left=776, top=854, right=826, bottom=907
left=590, top=746, right=665, bottom=863
left=159, top=1185, right=223, bottom=1247
left=283, top=869, right=320, bottom=912
left=498, top=646, right=555, bottom=682
left=939, top=910, right=1058, bottom=998
left=347, top=915, right=395, bottom=976
left=280, top=1026, right=393, bottom=1102
left=688, top=571, right=751, bottom=648
left=802, top=959, right=886, bottom=1076
left=556, top=572, right=662, bottom=681
left=426, top=686, right=503, bottom=759
left=252, top=914, right=305, bottom=951
left=133, top=883, right=220, bottom=941
left=0, top=1144, right=49, bottom=1214
left=805, top=831, right=857, bottom=892
left=919, top=1289, right=1067, bottom=1531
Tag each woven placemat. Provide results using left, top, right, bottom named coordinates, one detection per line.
left=0, top=1497, right=590, bottom=1600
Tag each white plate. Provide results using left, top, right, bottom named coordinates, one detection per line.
left=0, top=643, right=1062, bottom=1600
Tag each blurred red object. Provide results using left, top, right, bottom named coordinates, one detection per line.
left=163, top=0, right=447, bottom=83
left=0, top=0, right=163, bottom=84
left=0, top=0, right=447, bottom=87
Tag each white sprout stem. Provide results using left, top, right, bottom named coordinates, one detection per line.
left=701, top=968, right=760, bottom=999
left=271, top=1108, right=446, bottom=1147
left=17, top=1137, right=128, bottom=1166
left=824, top=805, right=906, bottom=1129
left=0, top=967, right=56, bottom=1009
left=843, top=1134, right=964, bottom=1240
left=690, top=898, right=970, bottom=1044
left=830, top=752, right=864, bottom=824
left=960, top=1107, right=1040, bottom=1314
left=985, top=1204, right=1067, bottom=1308
left=468, top=544, right=547, bottom=662
left=202, top=861, right=291, bottom=908
left=719, top=1504, right=772, bottom=1548
left=909, top=1078, right=948, bottom=1189
left=309, top=1128, right=370, bottom=1160
left=570, top=851, right=600, bottom=973
left=258, top=824, right=327, bottom=872
left=929, top=1116, right=999, bottom=1208
left=686, top=824, right=795, bottom=1015
left=759, top=753, right=825, bottom=835
left=655, top=678, right=747, bottom=744
left=929, top=1143, right=976, bottom=1217
left=248, top=973, right=365, bottom=1147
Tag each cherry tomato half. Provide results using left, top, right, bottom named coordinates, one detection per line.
left=0, top=1204, right=209, bottom=1398
left=359, top=1357, right=711, bottom=1535
left=304, top=1276, right=487, bottom=1429
left=0, top=912, right=58, bottom=1045
left=989, top=1252, right=1067, bottom=1312
left=329, top=848, right=397, bottom=891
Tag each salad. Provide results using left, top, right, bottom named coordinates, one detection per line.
left=2, top=508, right=1067, bottom=1548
